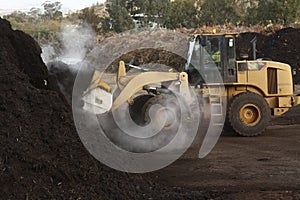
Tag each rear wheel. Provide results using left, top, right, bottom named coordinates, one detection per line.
left=227, top=92, right=271, bottom=136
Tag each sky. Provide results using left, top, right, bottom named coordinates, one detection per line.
left=0, top=0, right=106, bottom=14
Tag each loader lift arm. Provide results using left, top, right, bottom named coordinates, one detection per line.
left=113, top=61, right=191, bottom=110
left=82, top=61, right=192, bottom=114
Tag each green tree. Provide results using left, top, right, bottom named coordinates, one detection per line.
left=246, top=0, right=300, bottom=26
left=271, top=0, right=299, bottom=25
left=166, top=0, right=200, bottom=29
left=79, top=6, right=101, bottom=32
left=4, top=11, right=27, bottom=24
left=42, top=1, right=62, bottom=20
left=28, top=7, right=42, bottom=23
left=147, top=0, right=171, bottom=25
left=199, top=0, right=239, bottom=25
left=3, top=11, right=27, bottom=31
left=244, top=0, right=260, bottom=25
left=104, top=0, right=135, bottom=33
left=111, top=0, right=171, bottom=28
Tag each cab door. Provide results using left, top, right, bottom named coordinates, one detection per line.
left=223, top=36, right=237, bottom=83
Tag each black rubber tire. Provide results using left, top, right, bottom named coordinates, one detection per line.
left=99, top=93, right=181, bottom=153
left=223, top=118, right=233, bottom=132
left=129, top=94, right=154, bottom=125
left=227, top=92, right=271, bottom=137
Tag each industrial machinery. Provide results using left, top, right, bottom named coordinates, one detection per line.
left=82, top=33, right=300, bottom=146
left=184, top=33, right=300, bottom=136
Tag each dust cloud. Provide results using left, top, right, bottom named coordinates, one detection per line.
left=41, top=23, right=95, bottom=70
left=41, top=23, right=96, bottom=103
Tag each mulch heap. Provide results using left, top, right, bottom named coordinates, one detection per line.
left=0, top=17, right=156, bottom=199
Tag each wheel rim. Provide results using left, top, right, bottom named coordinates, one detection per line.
left=239, top=104, right=261, bottom=126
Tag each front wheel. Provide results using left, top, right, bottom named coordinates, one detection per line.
left=99, top=93, right=181, bottom=153
left=227, top=92, right=271, bottom=136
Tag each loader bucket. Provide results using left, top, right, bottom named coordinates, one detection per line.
left=81, top=69, right=114, bottom=114
left=82, top=87, right=113, bottom=115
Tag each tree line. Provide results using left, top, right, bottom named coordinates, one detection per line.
left=3, top=0, right=299, bottom=38
left=103, top=0, right=300, bottom=32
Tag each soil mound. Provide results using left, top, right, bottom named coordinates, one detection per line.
left=0, top=17, right=154, bottom=199
left=0, top=19, right=49, bottom=90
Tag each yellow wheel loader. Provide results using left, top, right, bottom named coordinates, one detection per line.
left=82, top=33, right=300, bottom=147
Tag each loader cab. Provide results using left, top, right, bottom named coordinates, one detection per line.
left=185, top=33, right=238, bottom=86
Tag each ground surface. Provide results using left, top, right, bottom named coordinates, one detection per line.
left=151, top=124, right=300, bottom=199
left=149, top=87, right=300, bottom=199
